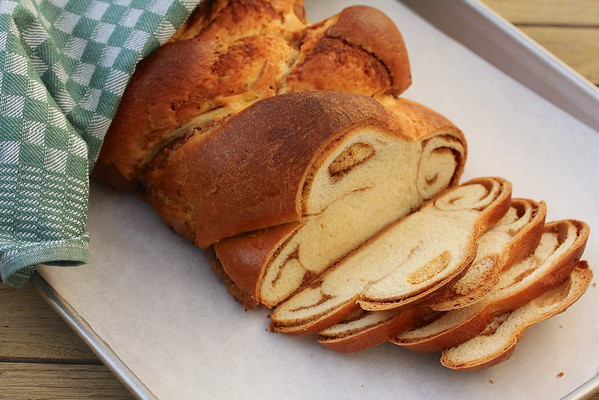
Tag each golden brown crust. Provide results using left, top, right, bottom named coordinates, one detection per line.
left=205, top=246, right=259, bottom=309
left=327, top=6, right=411, bottom=95
left=170, top=0, right=307, bottom=44
left=283, top=6, right=411, bottom=97
left=95, top=4, right=415, bottom=192
left=380, top=97, right=466, bottom=146
left=94, top=35, right=297, bottom=190
left=317, top=306, right=430, bottom=353
left=214, top=222, right=301, bottom=300
left=144, top=91, right=394, bottom=248
left=441, top=262, right=592, bottom=370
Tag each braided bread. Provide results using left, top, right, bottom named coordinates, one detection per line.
left=94, top=1, right=592, bottom=371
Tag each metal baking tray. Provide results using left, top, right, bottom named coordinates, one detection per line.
left=33, top=0, right=599, bottom=399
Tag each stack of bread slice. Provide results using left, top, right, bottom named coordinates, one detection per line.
left=94, top=0, right=593, bottom=371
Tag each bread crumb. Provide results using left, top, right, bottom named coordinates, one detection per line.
left=361, top=384, right=364, bottom=387
left=557, top=372, right=564, bottom=377
left=309, top=354, right=313, bottom=358
left=559, top=325, right=563, bottom=328
left=593, top=282, right=597, bottom=287
left=489, top=379, right=494, bottom=384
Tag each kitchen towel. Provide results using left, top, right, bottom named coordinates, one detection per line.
left=0, top=0, right=198, bottom=286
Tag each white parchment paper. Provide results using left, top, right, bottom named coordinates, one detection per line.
left=38, top=1, right=599, bottom=399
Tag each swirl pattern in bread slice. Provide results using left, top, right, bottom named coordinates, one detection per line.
left=392, top=220, right=589, bottom=352
left=441, top=262, right=592, bottom=370
left=269, top=177, right=511, bottom=335
left=356, top=177, right=511, bottom=312
left=317, top=198, right=545, bottom=352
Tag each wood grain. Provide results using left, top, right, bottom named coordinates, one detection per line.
left=483, top=0, right=599, bottom=25
left=482, top=0, right=599, bottom=86
left=0, top=284, right=133, bottom=399
left=520, top=26, right=599, bottom=84
left=1, top=1, right=597, bottom=399
left=0, top=284, right=97, bottom=362
left=0, top=363, right=132, bottom=400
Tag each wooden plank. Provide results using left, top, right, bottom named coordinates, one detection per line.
left=482, top=0, right=599, bottom=26
left=0, top=283, right=98, bottom=361
left=520, top=26, right=599, bottom=85
left=0, top=362, right=133, bottom=399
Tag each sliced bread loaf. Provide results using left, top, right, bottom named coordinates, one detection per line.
left=317, top=198, right=545, bottom=353
left=270, top=177, right=511, bottom=335
left=392, top=220, right=589, bottom=352
left=441, top=262, right=592, bottom=370
left=210, top=95, right=466, bottom=307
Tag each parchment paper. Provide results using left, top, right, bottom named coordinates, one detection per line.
left=38, top=1, right=599, bottom=399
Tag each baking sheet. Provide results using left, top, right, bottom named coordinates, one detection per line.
left=36, top=0, right=599, bottom=399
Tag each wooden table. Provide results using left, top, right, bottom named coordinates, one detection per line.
left=1, top=1, right=597, bottom=398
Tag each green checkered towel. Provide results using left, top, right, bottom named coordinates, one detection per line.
left=0, top=0, right=199, bottom=287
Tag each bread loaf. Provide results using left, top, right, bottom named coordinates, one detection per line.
left=148, top=92, right=466, bottom=307
left=317, top=198, right=546, bottom=353
left=270, top=177, right=511, bottom=335
left=441, top=262, right=592, bottom=370
left=93, top=0, right=593, bottom=371
left=392, top=220, right=589, bottom=352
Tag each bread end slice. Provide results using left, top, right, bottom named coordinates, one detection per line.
left=441, top=262, right=592, bottom=370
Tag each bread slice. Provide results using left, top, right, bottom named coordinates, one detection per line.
left=430, top=198, right=546, bottom=311
left=270, top=177, right=511, bottom=335
left=210, top=95, right=466, bottom=307
left=392, top=220, right=589, bottom=352
left=317, top=306, right=432, bottom=353
left=441, top=262, right=592, bottom=370
left=317, top=198, right=545, bottom=353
